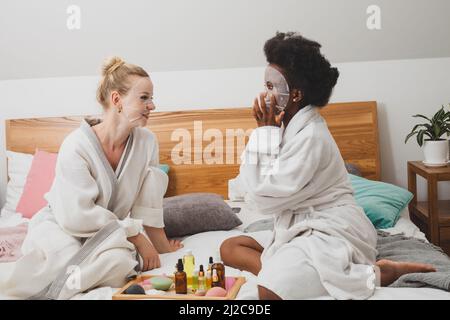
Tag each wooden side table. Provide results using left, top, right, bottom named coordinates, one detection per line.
left=408, top=161, right=450, bottom=255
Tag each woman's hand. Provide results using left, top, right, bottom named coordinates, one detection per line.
left=252, top=93, right=285, bottom=127
left=168, top=239, right=184, bottom=252
left=128, top=233, right=161, bottom=271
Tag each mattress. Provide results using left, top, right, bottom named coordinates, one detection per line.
left=1, top=202, right=450, bottom=300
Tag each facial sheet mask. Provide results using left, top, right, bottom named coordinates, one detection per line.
left=263, top=65, right=290, bottom=112
left=125, top=98, right=153, bottom=122
left=123, top=78, right=155, bottom=123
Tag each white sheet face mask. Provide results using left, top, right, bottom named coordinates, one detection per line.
left=121, top=78, right=155, bottom=125
left=124, top=98, right=154, bottom=123
left=264, top=66, right=290, bottom=112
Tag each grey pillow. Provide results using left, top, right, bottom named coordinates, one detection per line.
left=345, top=162, right=362, bottom=177
left=163, top=193, right=242, bottom=237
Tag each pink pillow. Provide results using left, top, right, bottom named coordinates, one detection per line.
left=15, top=150, right=57, bottom=218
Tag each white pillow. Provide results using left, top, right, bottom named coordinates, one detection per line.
left=3, top=151, right=33, bottom=213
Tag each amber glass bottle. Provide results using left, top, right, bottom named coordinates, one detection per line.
left=175, top=258, right=187, bottom=294
left=206, top=257, right=213, bottom=289
left=211, top=259, right=226, bottom=289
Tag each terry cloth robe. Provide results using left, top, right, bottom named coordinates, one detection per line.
left=0, top=119, right=168, bottom=299
left=228, top=105, right=379, bottom=300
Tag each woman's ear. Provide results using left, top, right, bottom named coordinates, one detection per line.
left=292, top=89, right=302, bottom=103
left=110, top=91, right=121, bottom=107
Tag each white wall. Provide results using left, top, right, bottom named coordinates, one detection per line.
left=331, top=57, right=450, bottom=201
left=1, top=57, right=450, bottom=207
left=2, top=0, right=450, bottom=80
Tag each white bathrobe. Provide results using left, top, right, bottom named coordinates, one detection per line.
left=229, top=105, right=379, bottom=300
left=0, top=119, right=168, bottom=299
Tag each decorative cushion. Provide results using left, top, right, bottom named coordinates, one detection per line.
left=163, top=193, right=242, bottom=237
left=349, top=174, right=413, bottom=229
left=15, top=150, right=58, bottom=218
left=345, top=162, right=362, bottom=177
left=159, top=164, right=170, bottom=174
left=3, top=151, right=34, bottom=214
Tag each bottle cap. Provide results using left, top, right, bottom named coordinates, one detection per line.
left=185, top=249, right=193, bottom=255
left=199, top=265, right=204, bottom=272
left=209, top=257, right=213, bottom=264
left=177, top=258, right=184, bottom=271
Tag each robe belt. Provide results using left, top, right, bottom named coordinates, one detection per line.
left=27, top=221, right=121, bottom=300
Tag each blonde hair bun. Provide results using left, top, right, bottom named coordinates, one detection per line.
left=96, top=56, right=149, bottom=109
left=102, top=56, right=125, bottom=76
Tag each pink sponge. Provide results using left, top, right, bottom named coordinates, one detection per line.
left=205, top=287, right=227, bottom=297
left=225, top=277, right=236, bottom=291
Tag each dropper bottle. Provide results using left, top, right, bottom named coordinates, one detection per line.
left=175, top=258, right=187, bottom=294
left=206, top=256, right=213, bottom=289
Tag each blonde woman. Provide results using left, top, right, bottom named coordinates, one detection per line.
left=1, top=57, right=183, bottom=299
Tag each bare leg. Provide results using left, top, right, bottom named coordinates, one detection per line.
left=220, top=236, right=282, bottom=300
left=376, top=259, right=437, bottom=286
left=220, top=236, right=264, bottom=276
left=258, top=285, right=282, bottom=300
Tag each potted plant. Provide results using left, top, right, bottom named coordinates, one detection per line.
left=405, top=105, right=450, bottom=167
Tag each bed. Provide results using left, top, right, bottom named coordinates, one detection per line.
left=1, top=101, right=450, bottom=299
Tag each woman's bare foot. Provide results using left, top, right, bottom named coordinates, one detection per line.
left=376, top=259, right=437, bottom=286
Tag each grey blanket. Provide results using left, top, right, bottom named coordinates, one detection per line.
left=377, top=230, right=450, bottom=290
left=244, top=219, right=450, bottom=291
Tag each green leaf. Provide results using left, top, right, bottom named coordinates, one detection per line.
left=412, top=114, right=431, bottom=122
left=422, top=123, right=433, bottom=132
left=417, top=130, right=425, bottom=147
left=405, top=131, right=419, bottom=144
left=409, top=123, right=428, bottom=134
left=443, top=112, right=450, bottom=122
left=433, top=108, right=445, bottom=122
left=433, top=123, right=441, bottom=139
left=423, top=131, right=433, bottom=139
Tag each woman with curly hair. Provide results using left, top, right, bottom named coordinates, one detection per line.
left=220, top=32, right=435, bottom=300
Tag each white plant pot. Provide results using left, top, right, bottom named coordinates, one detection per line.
left=423, top=140, right=449, bottom=166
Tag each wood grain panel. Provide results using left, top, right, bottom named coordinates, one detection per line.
left=5, top=101, right=380, bottom=198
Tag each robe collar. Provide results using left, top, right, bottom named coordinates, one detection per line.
left=80, top=118, right=134, bottom=211
left=281, top=105, right=321, bottom=144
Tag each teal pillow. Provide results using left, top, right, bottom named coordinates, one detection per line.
left=159, top=164, right=170, bottom=174
left=349, top=174, right=413, bottom=229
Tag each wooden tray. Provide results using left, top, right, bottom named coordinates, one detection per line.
left=113, top=275, right=246, bottom=300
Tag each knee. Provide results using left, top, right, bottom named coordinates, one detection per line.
left=220, top=236, right=241, bottom=265
left=258, top=285, right=282, bottom=300
left=95, top=249, right=137, bottom=287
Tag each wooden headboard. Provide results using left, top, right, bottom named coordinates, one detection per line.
left=5, top=101, right=380, bottom=198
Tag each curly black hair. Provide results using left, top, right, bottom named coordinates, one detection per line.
left=264, top=32, right=339, bottom=107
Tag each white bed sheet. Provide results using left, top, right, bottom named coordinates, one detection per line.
left=1, top=202, right=450, bottom=300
